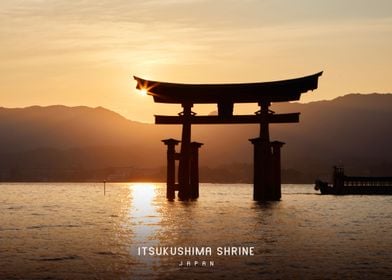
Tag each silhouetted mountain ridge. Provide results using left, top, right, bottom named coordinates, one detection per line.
left=0, top=93, right=391, bottom=182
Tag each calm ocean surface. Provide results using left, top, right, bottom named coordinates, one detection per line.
left=0, top=183, right=391, bottom=280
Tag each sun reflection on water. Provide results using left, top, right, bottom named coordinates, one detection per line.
left=128, top=183, right=161, bottom=247
left=127, top=183, right=163, bottom=275
left=130, top=183, right=156, bottom=217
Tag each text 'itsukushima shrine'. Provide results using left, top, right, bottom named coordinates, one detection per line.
left=134, top=72, right=323, bottom=201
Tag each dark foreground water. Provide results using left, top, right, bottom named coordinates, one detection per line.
left=0, top=183, right=391, bottom=280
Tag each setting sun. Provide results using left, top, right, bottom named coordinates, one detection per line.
left=137, top=88, right=148, bottom=96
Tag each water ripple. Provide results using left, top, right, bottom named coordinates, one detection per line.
left=0, top=183, right=391, bottom=280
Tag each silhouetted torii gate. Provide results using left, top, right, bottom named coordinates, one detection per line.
left=134, top=72, right=322, bottom=201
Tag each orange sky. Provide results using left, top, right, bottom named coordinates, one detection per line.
left=0, top=1, right=391, bottom=123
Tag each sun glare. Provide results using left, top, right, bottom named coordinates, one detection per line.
left=137, top=88, right=148, bottom=96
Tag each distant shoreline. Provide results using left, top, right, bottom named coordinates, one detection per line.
left=0, top=181, right=315, bottom=184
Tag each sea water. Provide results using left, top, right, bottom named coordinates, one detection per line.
left=0, top=183, right=391, bottom=279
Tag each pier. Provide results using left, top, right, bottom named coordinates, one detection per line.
left=134, top=72, right=322, bottom=201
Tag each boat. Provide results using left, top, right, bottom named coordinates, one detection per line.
left=315, top=166, right=392, bottom=195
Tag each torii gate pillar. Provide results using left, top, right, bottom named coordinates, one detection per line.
left=249, top=102, right=285, bottom=201
left=162, top=138, right=180, bottom=200
left=162, top=136, right=203, bottom=201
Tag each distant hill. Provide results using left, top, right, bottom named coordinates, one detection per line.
left=0, top=93, right=391, bottom=182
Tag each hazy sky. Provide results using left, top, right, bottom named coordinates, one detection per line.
left=0, top=0, right=391, bottom=122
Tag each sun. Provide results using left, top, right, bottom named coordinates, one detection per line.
left=137, top=88, right=148, bottom=96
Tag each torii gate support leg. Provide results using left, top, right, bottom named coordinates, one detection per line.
left=271, top=141, right=285, bottom=200
left=162, top=139, right=180, bottom=200
left=190, top=142, right=203, bottom=199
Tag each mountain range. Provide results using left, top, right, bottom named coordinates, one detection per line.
left=0, top=93, right=391, bottom=182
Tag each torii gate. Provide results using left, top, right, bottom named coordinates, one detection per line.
left=134, top=72, right=322, bottom=201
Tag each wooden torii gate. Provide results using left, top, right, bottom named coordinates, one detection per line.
left=134, top=72, right=322, bottom=201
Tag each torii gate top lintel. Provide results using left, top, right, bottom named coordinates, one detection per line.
left=134, top=71, right=322, bottom=125
left=134, top=71, right=322, bottom=105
